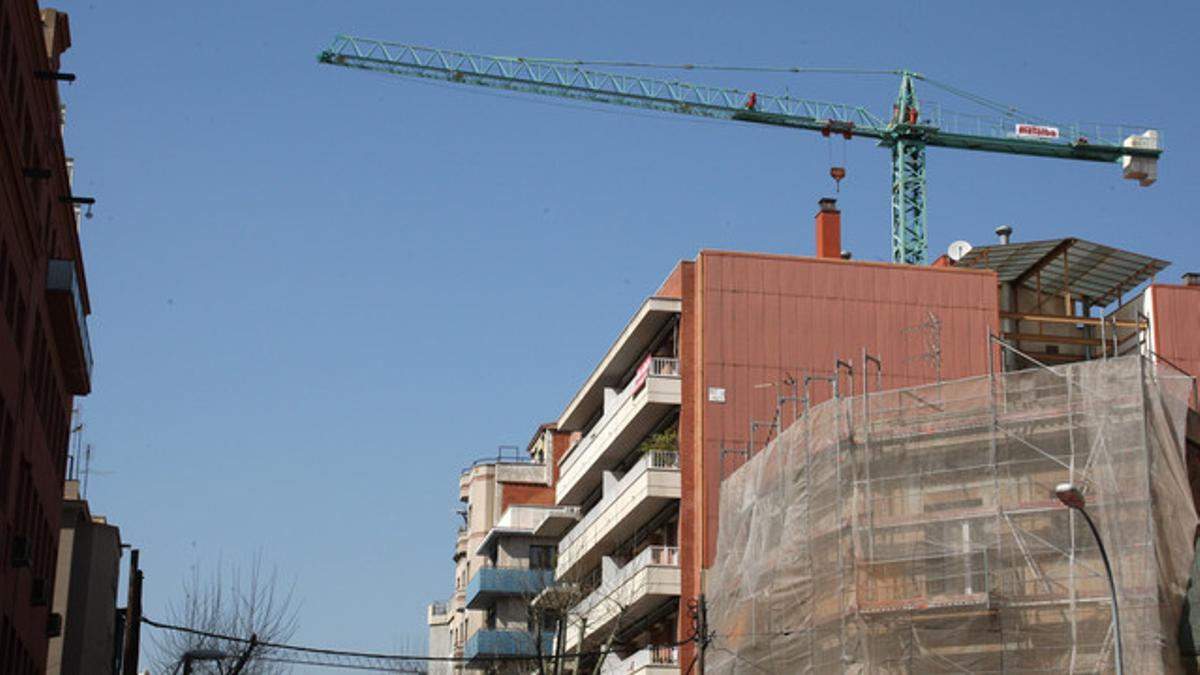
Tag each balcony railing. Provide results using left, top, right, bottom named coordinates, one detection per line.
left=44, top=259, right=92, bottom=394
left=429, top=601, right=449, bottom=616
left=650, top=357, right=679, bottom=377
left=600, top=645, right=679, bottom=675
left=559, top=451, right=680, bottom=557
left=464, top=630, right=556, bottom=663
left=465, top=566, right=557, bottom=609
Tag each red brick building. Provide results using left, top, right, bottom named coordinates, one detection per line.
left=1, top=4, right=93, bottom=674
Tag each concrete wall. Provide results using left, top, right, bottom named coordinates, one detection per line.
left=46, top=483, right=121, bottom=675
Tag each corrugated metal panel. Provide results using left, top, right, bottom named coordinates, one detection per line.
left=957, top=238, right=1169, bottom=307
left=1150, top=285, right=1200, bottom=406
left=695, top=251, right=1000, bottom=566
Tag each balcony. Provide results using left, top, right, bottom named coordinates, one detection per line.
left=465, top=567, right=557, bottom=609
left=44, top=259, right=92, bottom=395
left=464, top=629, right=556, bottom=665
left=557, top=357, right=681, bottom=505
left=568, top=546, right=681, bottom=649
left=558, top=296, right=682, bottom=433
left=427, top=600, right=452, bottom=626
left=600, top=646, right=680, bottom=675
left=558, top=451, right=681, bottom=580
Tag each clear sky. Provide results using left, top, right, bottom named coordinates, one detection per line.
left=51, top=0, right=1198, bottom=670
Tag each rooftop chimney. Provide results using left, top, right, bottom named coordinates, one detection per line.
left=995, top=224, right=1013, bottom=245
left=816, top=198, right=841, bottom=259
left=1183, top=272, right=1200, bottom=287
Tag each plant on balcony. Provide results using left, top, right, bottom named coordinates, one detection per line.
left=636, top=427, right=677, bottom=456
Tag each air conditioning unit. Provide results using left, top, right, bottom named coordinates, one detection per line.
left=10, top=534, right=32, bottom=568
left=31, top=577, right=49, bottom=606
left=46, top=612, right=62, bottom=638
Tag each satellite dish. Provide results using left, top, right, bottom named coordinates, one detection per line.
left=947, top=240, right=973, bottom=262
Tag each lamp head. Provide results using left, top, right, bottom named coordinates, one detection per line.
left=1055, top=482, right=1086, bottom=510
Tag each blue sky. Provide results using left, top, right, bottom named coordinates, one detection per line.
left=52, top=0, right=1198, bottom=669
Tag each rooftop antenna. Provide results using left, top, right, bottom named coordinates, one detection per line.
left=68, top=408, right=84, bottom=481
left=82, top=444, right=92, bottom=499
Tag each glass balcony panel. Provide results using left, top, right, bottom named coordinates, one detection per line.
left=465, top=567, right=557, bottom=609
left=464, top=629, right=556, bottom=664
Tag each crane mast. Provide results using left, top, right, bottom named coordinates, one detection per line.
left=319, top=35, right=1162, bottom=265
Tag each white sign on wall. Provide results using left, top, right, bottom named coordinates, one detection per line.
left=708, top=387, right=726, bottom=403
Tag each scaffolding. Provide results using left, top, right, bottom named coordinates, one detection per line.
left=706, top=355, right=1197, bottom=673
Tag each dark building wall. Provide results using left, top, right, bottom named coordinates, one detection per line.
left=0, top=4, right=89, bottom=675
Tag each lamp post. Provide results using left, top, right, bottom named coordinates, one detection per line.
left=1055, top=482, right=1123, bottom=675
left=175, top=648, right=230, bottom=675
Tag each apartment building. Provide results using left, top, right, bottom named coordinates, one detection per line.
left=429, top=426, right=576, bottom=673
left=0, top=5, right=95, bottom=675
left=463, top=503, right=566, bottom=672
left=548, top=199, right=1195, bottom=672
left=46, top=480, right=122, bottom=675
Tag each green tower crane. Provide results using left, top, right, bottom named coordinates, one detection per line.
left=318, top=36, right=1162, bottom=265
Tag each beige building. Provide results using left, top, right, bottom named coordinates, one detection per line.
left=46, top=480, right=122, bottom=675
left=429, top=429, right=577, bottom=673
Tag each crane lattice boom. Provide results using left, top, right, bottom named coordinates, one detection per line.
left=319, top=35, right=1162, bottom=264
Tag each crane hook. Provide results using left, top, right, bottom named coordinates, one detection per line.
left=830, top=166, right=846, bottom=192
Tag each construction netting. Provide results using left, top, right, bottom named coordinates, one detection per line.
left=707, top=355, right=1197, bottom=674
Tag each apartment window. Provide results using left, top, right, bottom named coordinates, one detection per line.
left=530, top=545, right=556, bottom=570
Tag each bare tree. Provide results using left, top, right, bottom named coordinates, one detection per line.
left=152, top=553, right=300, bottom=674
left=516, top=576, right=632, bottom=675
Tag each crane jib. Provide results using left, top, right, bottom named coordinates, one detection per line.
left=320, top=36, right=1163, bottom=266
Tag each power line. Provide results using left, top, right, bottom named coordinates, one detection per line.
left=144, top=615, right=696, bottom=669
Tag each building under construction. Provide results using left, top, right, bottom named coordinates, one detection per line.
left=707, top=354, right=1197, bottom=673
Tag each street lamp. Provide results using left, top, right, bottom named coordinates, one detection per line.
left=1055, top=482, right=1123, bottom=675
left=174, top=648, right=231, bottom=675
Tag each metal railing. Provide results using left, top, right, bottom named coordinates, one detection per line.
left=600, top=644, right=679, bottom=674
left=651, top=357, right=680, bottom=377
left=646, top=449, right=679, bottom=469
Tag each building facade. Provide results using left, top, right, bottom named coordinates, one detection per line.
left=0, top=5, right=94, bottom=675
left=551, top=200, right=1001, bottom=671
left=428, top=426, right=575, bottom=674
left=547, top=201, right=1198, bottom=672
left=426, top=197, right=1200, bottom=673
left=46, top=480, right=122, bottom=675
